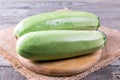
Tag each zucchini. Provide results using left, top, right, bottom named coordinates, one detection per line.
left=14, top=11, right=100, bottom=38
left=16, top=30, right=105, bottom=61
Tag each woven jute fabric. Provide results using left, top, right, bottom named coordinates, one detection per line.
left=0, top=26, right=120, bottom=80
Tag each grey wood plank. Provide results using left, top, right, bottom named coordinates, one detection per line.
left=107, top=66, right=120, bottom=80
left=82, top=65, right=120, bottom=80
left=1, top=1, right=119, bottom=9
left=0, top=57, right=11, bottom=66
left=0, top=1, right=120, bottom=30
left=0, top=0, right=120, bottom=4
left=81, top=66, right=113, bottom=80
left=0, top=67, right=27, bottom=80
left=111, top=60, right=120, bottom=66
left=0, top=65, right=119, bottom=80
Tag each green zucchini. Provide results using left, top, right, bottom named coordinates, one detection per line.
left=14, top=11, right=100, bottom=38
left=16, top=30, right=106, bottom=61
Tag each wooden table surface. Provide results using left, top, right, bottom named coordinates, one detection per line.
left=0, top=0, right=120, bottom=80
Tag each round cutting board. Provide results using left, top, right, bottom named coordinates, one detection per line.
left=18, top=50, right=101, bottom=76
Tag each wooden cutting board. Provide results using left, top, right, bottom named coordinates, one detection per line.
left=0, top=27, right=102, bottom=76
left=18, top=50, right=101, bottom=76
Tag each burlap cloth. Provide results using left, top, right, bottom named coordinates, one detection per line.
left=0, top=26, right=120, bottom=80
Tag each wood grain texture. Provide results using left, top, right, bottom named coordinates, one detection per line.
left=0, top=57, right=11, bottom=66
left=0, top=0, right=120, bottom=30
left=0, top=0, right=120, bottom=80
left=0, top=67, right=27, bottom=80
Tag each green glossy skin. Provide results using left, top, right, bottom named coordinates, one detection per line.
left=14, top=11, right=100, bottom=38
left=16, top=30, right=106, bottom=61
